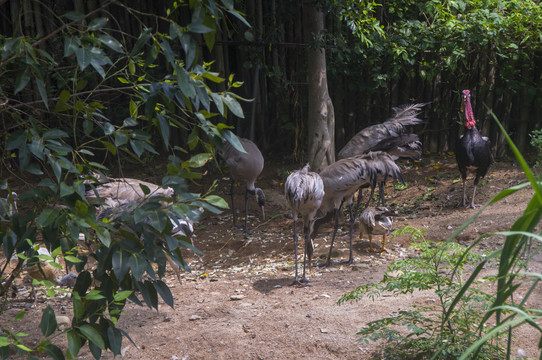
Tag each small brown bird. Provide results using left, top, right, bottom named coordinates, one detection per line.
left=359, top=207, right=394, bottom=252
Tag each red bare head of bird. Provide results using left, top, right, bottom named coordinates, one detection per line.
left=461, top=90, right=476, bottom=130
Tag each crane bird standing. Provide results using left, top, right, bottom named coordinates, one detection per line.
left=316, top=156, right=374, bottom=267
left=284, top=164, right=324, bottom=285
left=338, top=103, right=426, bottom=160
left=220, top=137, right=266, bottom=232
left=455, top=90, right=493, bottom=208
left=359, top=207, right=394, bottom=252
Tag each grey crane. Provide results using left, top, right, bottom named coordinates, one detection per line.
left=220, top=137, right=266, bottom=232
left=338, top=103, right=425, bottom=209
left=338, top=103, right=426, bottom=160
left=284, top=164, right=324, bottom=285
left=316, top=156, right=374, bottom=266
left=359, top=207, right=394, bottom=252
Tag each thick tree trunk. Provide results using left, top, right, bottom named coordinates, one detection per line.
left=303, top=1, right=335, bottom=172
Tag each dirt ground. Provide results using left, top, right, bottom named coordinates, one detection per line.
left=2, top=154, right=541, bottom=359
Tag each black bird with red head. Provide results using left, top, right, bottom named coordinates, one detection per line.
left=455, top=90, right=493, bottom=208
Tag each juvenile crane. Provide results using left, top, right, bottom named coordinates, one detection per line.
left=221, top=137, right=266, bottom=232
left=284, top=164, right=324, bottom=285
left=359, top=207, right=394, bottom=252
left=316, top=156, right=374, bottom=267
left=455, top=90, right=493, bottom=208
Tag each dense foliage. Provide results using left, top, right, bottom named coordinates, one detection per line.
left=0, top=1, right=249, bottom=358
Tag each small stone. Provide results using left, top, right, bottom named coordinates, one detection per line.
left=230, top=294, right=245, bottom=300
left=189, top=315, right=202, bottom=321
left=320, top=328, right=328, bottom=333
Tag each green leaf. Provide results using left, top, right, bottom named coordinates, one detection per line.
left=223, top=130, right=246, bottom=153
left=14, top=68, right=31, bottom=94
left=187, top=153, right=212, bottom=167
left=67, top=330, right=82, bottom=358
left=36, top=78, right=49, bottom=110
left=44, top=344, right=65, bottom=360
left=85, top=290, right=105, bottom=301
left=204, top=195, right=229, bottom=209
left=153, top=280, right=174, bottom=308
left=59, top=182, right=74, bottom=197
left=37, top=208, right=59, bottom=228
left=75, top=46, right=92, bottom=70
left=157, top=114, right=170, bottom=147
left=104, top=122, right=115, bottom=135
left=129, top=100, right=138, bottom=119
left=112, top=250, right=129, bottom=281
left=97, top=34, right=123, bottom=53
left=64, top=11, right=85, bottom=21
left=130, top=29, right=152, bottom=56
left=107, top=327, right=123, bottom=355
left=113, top=290, right=133, bottom=302
left=88, top=17, right=108, bottom=31
left=175, top=65, right=196, bottom=99
left=114, top=131, right=128, bottom=146
left=79, top=324, right=105, bottom=350
left=222, top=94, right=244, bottom=118
left=15, top=311, right=26, bottom=320
left=40, top=305, right=57, bottom=337
left=139, top=281, right=159, bottom=310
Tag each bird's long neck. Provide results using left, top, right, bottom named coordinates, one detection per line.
left=462, top=93, right=477, bottom=130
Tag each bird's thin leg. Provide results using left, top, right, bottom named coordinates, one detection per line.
left=301, top=223, right=311, bottom=284
left=379, top=181, right=386, bottom=207
left=355, top=188, right=363, bottom=217
left=322, top=204, right=343, bottom=267
left=292, top=217, right=300, bottom=285
left=230, top=180, right=238, bottom=228
left=243, top=188, right=249, bottom=233
left=470, top=185, right=478, bottom=208
left=343, top=204, right=355, bottom=265
left=461, top=178, right=467, bottom=207
left=365, top=185, right=375, bottom=208
left=380, top=234, right=387, bottom=253
left=369, top=234, right=374, bottom=251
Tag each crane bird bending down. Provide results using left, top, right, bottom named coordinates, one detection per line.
left=284, top=164, right=324, bottom=285
left=359, top=207, right=394, bottom=252
left=455, top=90, right=493, bottom=208
left=221, top=137, right=266, bottom=233
left=316, top=156, right=374, bottom=267
left=85, top=174, right=174, bottom=211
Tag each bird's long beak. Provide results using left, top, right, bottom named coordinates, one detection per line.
left=261, top=206, right=265, bottom=220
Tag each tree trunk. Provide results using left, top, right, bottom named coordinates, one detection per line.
left=303, top=1, right=335, bottom=172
